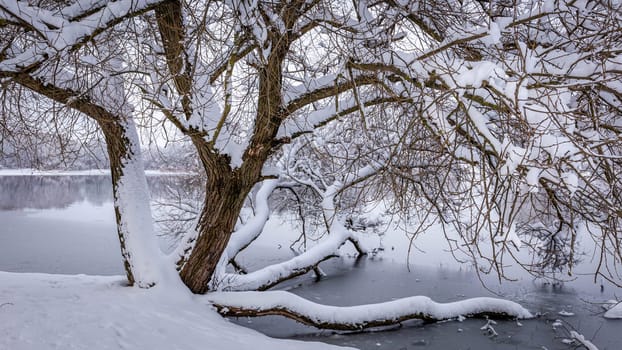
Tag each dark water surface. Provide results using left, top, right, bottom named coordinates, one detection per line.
left=237, top=258, right=619, bottom=349
left=0, top=175, right=619, bottom=349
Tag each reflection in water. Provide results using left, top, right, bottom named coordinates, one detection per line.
left=0, top=176, right=111, bottom=210
left=0, top=175, right=194, bottom=210
left=0, top=174, right=197, bottom=276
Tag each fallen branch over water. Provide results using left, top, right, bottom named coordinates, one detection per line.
left=207, top=291, right=533, bottom=331
left=216, top=227, right=362, bottom=291
left=570, top=331, right=599, bottom=350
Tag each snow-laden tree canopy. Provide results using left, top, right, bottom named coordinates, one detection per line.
left=1, top=0, right=621, bottom=328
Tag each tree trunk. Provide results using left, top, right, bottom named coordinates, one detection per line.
left=179, top=150, right=255, bottom=294
left=175, top=21, right=290, bottom=294
left=98, top=117, right=168, bottom=288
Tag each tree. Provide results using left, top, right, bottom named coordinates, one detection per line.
left=1, top=0, right=621, bottom=330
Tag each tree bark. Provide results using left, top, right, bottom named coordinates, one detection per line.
left=98, top=119, right=137, bottom=285
left=179, top=148, right=255, bottom=294
left=154, top=0, right=297, bottom=294
left=176, top=35, right=291, bottom=293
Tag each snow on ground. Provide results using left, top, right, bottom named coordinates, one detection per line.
left=0, top=272, right=352, bottom=350
left=0, top=169, right=193, bottom=176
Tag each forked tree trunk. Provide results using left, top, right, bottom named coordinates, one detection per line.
left=179, top=152, right=255, bottom=294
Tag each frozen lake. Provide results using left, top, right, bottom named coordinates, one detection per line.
left=0, top=175, right=619, bottom=349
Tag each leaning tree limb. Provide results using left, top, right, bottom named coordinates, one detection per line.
left=207, top=291, right=533, bottom=331
left=215, top=225, right=362, bottom=291
left=212, top=161, right=381, bottom=291
left=225, top=178, right=281, bottom=262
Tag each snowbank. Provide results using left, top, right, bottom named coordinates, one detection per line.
left=0, top=272, right=351, bottom=350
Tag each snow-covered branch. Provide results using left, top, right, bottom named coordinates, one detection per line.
left=283, top=73, right=382, bottom=114
left=569, top=331, right=599, bottom=350
left=279, top=96, right=408, bottom=140
left=216, top=224, right=358, bottom=291
left=226, top=178, right=280, bottom=260
left=214, top=158, right=383, bottom=291
left=207, top=291, right=533, bottom=330
left=0, top=0, right=167, bottom=72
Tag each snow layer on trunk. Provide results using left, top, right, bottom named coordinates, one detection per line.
left=0, top=272, right=351, bottom=350
left=207, top=290, right=534, bottom=325
left=113, top=118, right=179, bottom=288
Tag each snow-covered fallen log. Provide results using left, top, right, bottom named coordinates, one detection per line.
left=0, top=272, right=349, bottom=350
left=207, top=291, right=533, bottom=331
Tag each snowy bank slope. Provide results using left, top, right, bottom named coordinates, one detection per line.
left=0, top=272, right=351, bottom=350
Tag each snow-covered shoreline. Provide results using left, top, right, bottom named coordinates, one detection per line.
left=0, top=271, right=351, bottom=350
left=0, top=169, right=195, bottom=177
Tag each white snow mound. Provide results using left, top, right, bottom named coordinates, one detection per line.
left=0, top=272, right=352, bottom=350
